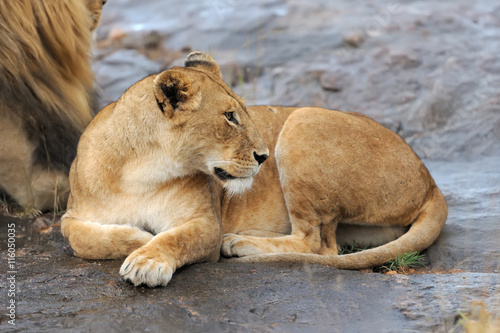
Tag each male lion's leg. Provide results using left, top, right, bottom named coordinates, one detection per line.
left=0, top=115, right=38, bottom=210
left=0, top=164, right=69, bottom=212
left=0, top=113, right=68, bottom=212
left=61, top=217, right=154, bottom=259
left=26, top=166, right=69, bottom=211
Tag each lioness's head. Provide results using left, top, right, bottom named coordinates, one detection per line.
left=149, top=52, right=268, bottom=195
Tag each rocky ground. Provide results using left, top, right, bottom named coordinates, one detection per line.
left=0, top=215, right=498, bottom=333
left=1, top=0, right=499, bottom=332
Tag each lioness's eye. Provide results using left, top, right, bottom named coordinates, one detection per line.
left=225, top=112, right=239, bottom=125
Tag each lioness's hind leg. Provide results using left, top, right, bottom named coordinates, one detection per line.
left=222, top=233, right=313, bottom=257
left=61, top=217, right=154, bottom=259
left=222, top=203, right=336, bottom=257
left=222, top=109, right=345, bottom=258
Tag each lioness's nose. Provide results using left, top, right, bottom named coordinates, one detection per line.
left=253, top=152, right=268, bottom=165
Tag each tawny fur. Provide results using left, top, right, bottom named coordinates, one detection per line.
left=0, top=0, right=105, bottom=211
left=61, top=61, right=268, bottom=287
left=182, top=54, right=447, bottom=270
left=62, top=52, right=447, bottom=287
left=221, top=105, right=447, bottom=268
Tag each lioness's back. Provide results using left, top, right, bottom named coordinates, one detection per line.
left=275, top=107, right=434, bottom=225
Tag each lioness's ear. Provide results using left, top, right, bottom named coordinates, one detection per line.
left=185, top=51, right=222, bottom=78
left=153, top=70, right=201, bottom=118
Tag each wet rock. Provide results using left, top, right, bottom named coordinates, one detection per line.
left=1, top=218, right=498, bottom=332
left=425, top=158, right=500, bottom=273
left=480, top=55, right=500, bottom=74
left=92, top=49, right=161, bottom=105
left=389, top=49, right=421, bottom=69
left=393, top=273, right=500, bottom=332
left=319, top=70, right=348, bottom=92
left=343, top=33, right=365, bottom=48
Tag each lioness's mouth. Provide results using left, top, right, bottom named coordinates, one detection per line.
left=214, top=167, right=236, bottom=181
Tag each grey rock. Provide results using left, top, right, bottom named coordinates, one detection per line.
left=1, top=218, right=498, bottom=333
left=389, top=47, right=422, bottom=69
left=425, top=157, right=500, bottom=273
left=92, top=49, right=162, bottom=106
left=319, top=70, right=348, bottom=92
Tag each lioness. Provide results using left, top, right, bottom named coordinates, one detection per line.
left=62, top=52, right=447, bottom=287
left=0, top=0, right=106, bottom=211
left=61, top=54, right=269, bottom=286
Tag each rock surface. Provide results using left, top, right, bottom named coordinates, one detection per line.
left=0, top=218, right=498, bottom=332
left=426, top=158, right=500, bottom=273
left=1, top=0, right=499, bottom=332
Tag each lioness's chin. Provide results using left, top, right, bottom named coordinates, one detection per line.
left=223, top=177, right=254, bottom=196
left=211, top=166, right=256, bottom=195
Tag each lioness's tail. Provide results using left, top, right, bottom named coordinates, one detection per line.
left=230, top=186, right=447, bottom=269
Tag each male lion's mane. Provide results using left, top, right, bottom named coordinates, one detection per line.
left=0, top=0, right=96, bottom=172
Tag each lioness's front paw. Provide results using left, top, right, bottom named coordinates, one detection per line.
left=120, top=249, right=175, bottom=287
left=221, top=233, right=262, bottom=257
